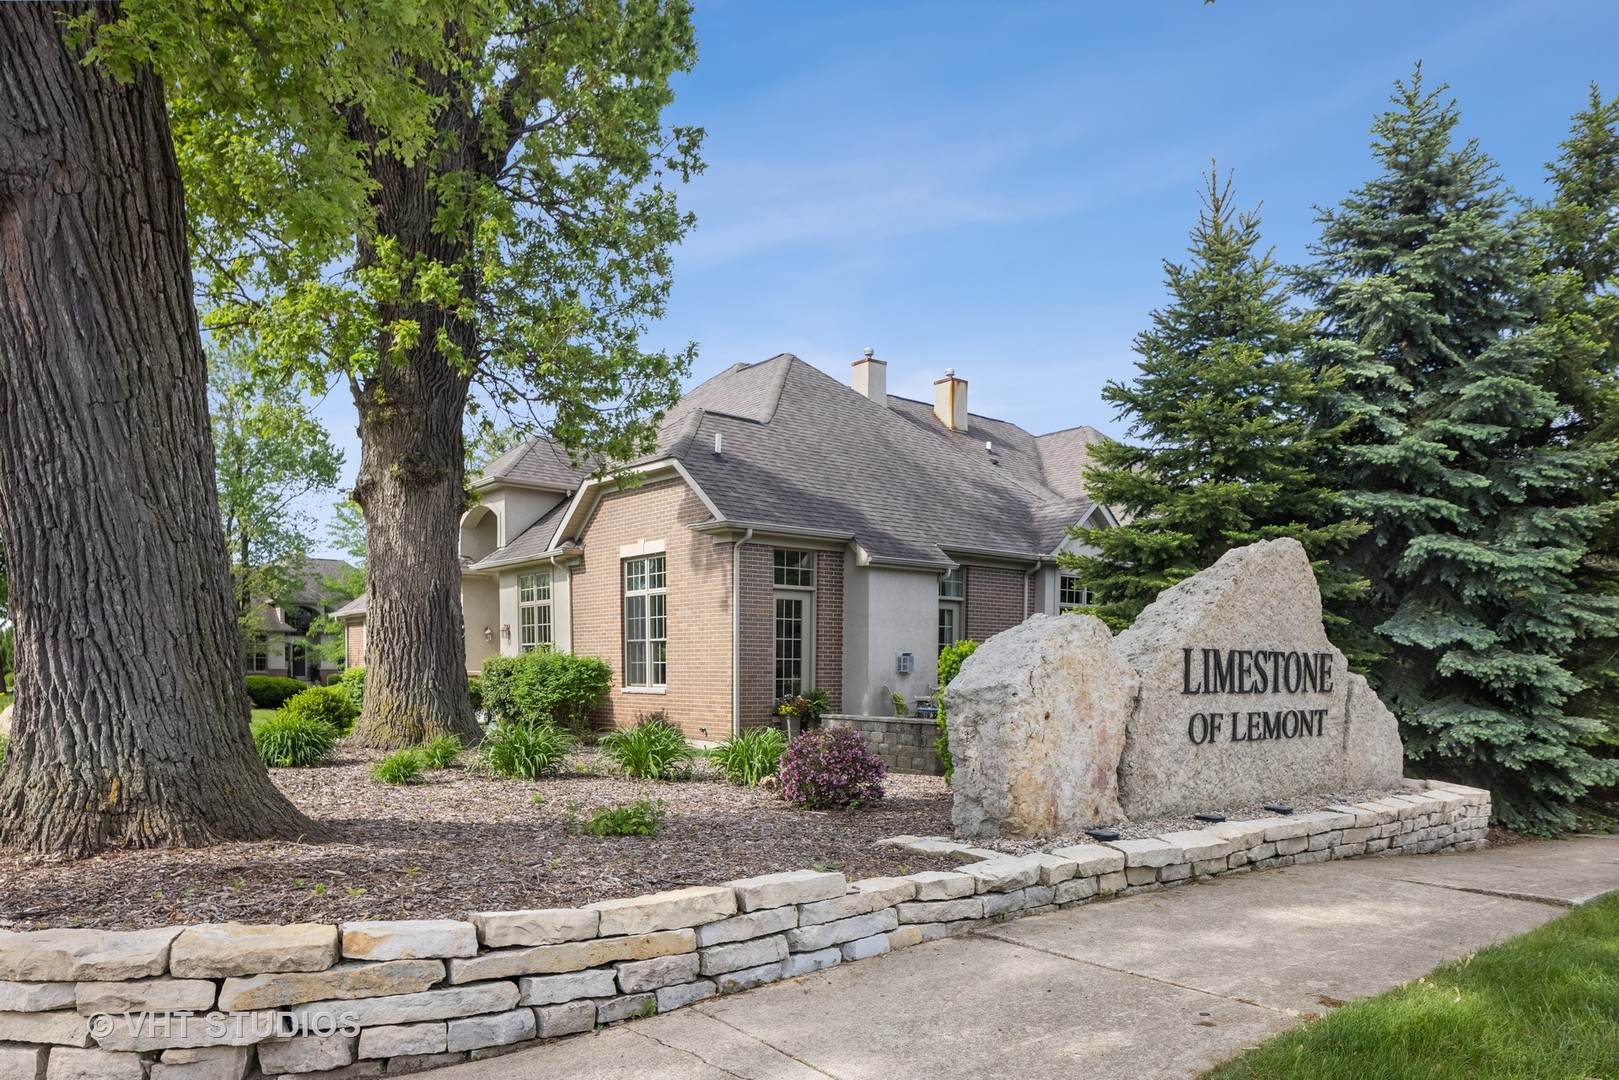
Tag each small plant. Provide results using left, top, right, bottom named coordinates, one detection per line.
left=313, top=883, right=328, bottom=896
left=278, top=685, right=360, bottom=736
left=337, top=665, right=366, bottom=708
left=371, top=748, right=427, bottom=785
left=480, top=720, right=574, bottom=780
left=404, top=866, right=421, bottom=877
left=579, top=797, right=666, bottom=837
left=600, top=713, right=694, bottom=780
left=251, top=712, right=338, bottom=768
left=346, top=886, right=367, bottom=898
left=779, top=728, right=886, bottom=810
left=710, top=727, right=787, bottom=786
left=810, top=859, right=840, bottom=872
left=530, top=792, right=546, bottom=806
left=934, top=638, right=980, bottom=783
left=232, top=877, right=245, bottom=891
left=775, top=689, right=832, bottom=727
left=243, top=674, right=308, bottom=709
left=419, top=734, right=463, bottom=769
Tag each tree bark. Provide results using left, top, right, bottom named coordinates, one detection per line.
left=346, top=61, right=481, bottom=749
left=0, top=3, right=317, bottom=855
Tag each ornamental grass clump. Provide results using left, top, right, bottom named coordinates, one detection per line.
left=251, top=713, right=338, bottom=768
left=779, top=728, right=886, bottom=810
left=711, top=726, right=787, bottom=786
left=481, top=720, right=574, bottom=780
left=600, top=713, right=694, bottom=780
left=278, top=685, right=360, bottom=736
left=371, top=748, right=427, bottom=785
left=419, top=734, right=463, bottom=769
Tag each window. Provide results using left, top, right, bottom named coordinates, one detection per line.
left=938, top=604, right=960, bottom=654
left=772, top=550, right=816, bottom=700
left=519, top=571, right=552, bottom=652
left=623, top=555, right=667, bottom=687
left=939, top=566, right=965, bottom=599
left=774, top=549, right=816, bottom=588
left=1059, top=572, right=1093, bottom=609
left=243, top=646, right=269, bottom=673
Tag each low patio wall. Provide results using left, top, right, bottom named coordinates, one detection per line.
left=824, top=713, right=944, bottom=776
left=0, top=780, right=1488, bottom=1080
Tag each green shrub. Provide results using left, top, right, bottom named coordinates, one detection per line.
left=371, top=748, right=427, bottom=785
left=935, top=639, right=980, bottom=783
left=0, top=735, right=8, bottom=767
left=467, top=675, right=483, bottom=713
left=600, top=713, right=694, bottom=780
left=480, top=650, right=611, bottom=734
left=579, top=798, right=665, bottom=837
left=252, top=713, right=338, bottom=768
left=481, top=720, right=574, bottom=780
left=337, top=665, right=366, bottom=708
left=711, top=727, right=788, bottom=786
left=420, top=734, right=463, bottom=769
left=279, top=685, right=359, bottom=736
left=775, top=688, right=832, bottom=726
left=779, top=728, right=886, bottom=810
left=244, top=675, right=308, bottom=709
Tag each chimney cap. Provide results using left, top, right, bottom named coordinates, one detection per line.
left=863, top=347, right=874, bottom=358
left=944, top=368, right=955, bottom=378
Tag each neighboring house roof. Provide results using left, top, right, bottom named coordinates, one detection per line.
left=285, top=557, right=361, bottom=607
left=476, top=439, right=593, bottom=491
left=331, top=593, right=367, bottom=620
left=474, top=353, right=1108, bottom=570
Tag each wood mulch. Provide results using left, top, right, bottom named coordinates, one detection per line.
left=0, top=746, right=954, bottom=931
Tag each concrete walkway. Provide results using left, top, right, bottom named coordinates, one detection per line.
left=440, top=836, right=1619, bottom=1080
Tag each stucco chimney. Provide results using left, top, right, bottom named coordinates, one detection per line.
left=933, top=369, right=969, bottom=432
left=852, top=347, right=887, bottom=404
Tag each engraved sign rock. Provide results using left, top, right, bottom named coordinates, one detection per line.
left=945, top=537, right=1404, bottom=838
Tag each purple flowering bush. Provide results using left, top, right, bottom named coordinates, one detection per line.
left=779, top=728, right=886, bottom=810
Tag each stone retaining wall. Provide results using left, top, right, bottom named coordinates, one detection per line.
left=824, top=714, right=943, bottom=775
left=0, top=780, right=1488, bottom=1080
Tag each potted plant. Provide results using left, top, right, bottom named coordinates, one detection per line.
left=775, top=689, right=831, bottom=738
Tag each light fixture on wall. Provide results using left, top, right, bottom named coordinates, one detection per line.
left=501, top=623, right=511, bottom=641
left=482, top=626, right=494, bottom=642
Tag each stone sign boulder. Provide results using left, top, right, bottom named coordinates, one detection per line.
left=947, top=614, right=1137, bottom=839
left=945, top=537, right=1405, bottom=839
left=1114, top=538, right=1403, bottom=820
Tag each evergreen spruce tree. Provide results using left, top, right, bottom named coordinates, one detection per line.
left=1301, top=68, right=1619, bottom=831
left=1063, top=170, right=1365, bottom=638
left=1534, top=87, right=1619, bottom=746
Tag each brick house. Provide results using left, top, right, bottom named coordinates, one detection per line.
left=335, top=352, right=1114, bottom=738
left=243, top=557, right=359, bottom=685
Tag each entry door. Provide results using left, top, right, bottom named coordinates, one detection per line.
left=774, top=591, right=814, bottom=700
left=290, top=644, right=307, bottom=680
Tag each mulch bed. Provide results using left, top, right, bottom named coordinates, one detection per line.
left=0, top=747, right=953, bottom=931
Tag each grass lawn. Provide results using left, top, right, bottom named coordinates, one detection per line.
left=250, top=708, right=278, bottom=724
left=0, top=693, right=11, bottom=711
left=1205, top=892, right=1619, bottom=1080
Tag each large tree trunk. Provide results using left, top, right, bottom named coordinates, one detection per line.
left=0, top=3, right=317, bottom=856
left=346, top=74, right=481, bottom=750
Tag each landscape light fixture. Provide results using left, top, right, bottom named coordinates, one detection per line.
left=1192, top=813, right=1226, bottom=823
left=1085, top=828, right=1120, bottom=842
left=1262, top=804, right=1295, bottom=815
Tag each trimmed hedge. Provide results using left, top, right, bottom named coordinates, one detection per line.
left=481, top=650, right=611, bottom=734
left=244, top=675, right=308, bottom=710
left=279, top=685, right=359, bottom=737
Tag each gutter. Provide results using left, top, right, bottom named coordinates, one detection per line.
left=731, top=526, right=754, bottom=739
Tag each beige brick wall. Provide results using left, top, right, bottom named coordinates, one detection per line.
left=570, top=479, right=735, bottom=739
left=344, top=622, right=365, bottom=669
left=965, top=565, right=1026, bottom=643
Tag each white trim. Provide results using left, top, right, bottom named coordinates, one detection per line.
left=618, top=538, right=667, bottom=559
left=621, top=686, right=667, bottom=695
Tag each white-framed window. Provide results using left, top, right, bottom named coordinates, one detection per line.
left=243, top=646, right=269, bottom=673
left=519, top=571, right=552, bottom=652
left=772, top=550, right=816, bottom=700
left=1059, top=571, right=1093, bottom=609
left=773, top=549, right=816, bottom=589
left=623, top=555, right=667, bottom=687
left=939, top=566, right=965, bottom=599
left=938, top=603, right=960, bottom=655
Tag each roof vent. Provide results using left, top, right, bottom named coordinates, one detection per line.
left=984, top=440, right=993, bottom=453
left=713, top=432, right=723, bottom=456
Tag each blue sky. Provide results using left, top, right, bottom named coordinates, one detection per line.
left=305, top=0, right=1619, bottom=554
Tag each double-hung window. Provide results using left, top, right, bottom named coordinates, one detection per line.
left=938, top=566, right=964, bottom=654
left=243, top=646, right=269, bottom=673
left=1058, top=571, right=1093, bottom=610
left=623, top=555, right=667, bottom=687
left=773, top=550, right=816, bottom=700
left=518, top=571, right=552, bottom=651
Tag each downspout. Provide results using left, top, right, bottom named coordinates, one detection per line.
left=1024, top=558, right=1042, bottom=620
left=731, top=527, right=755, bottom=738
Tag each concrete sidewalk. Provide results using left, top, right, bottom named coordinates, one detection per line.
left=440, top=836, right=1619, bottom=1080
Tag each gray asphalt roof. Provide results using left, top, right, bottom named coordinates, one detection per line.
left=471, top=354, right=1103, bottom=569
left=477, top=439, right=593, bottom=491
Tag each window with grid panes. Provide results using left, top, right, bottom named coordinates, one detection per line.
left=1058, top=572, right=1094, bottom=609
left=772, top=550, right=815, bottom=699
left=623, top=555, right=667, bottom=687
left=518, top=571, right=552, bottom=651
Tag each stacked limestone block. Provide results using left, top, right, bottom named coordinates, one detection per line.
left=0, top=780, right=1488, bottom=1080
